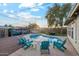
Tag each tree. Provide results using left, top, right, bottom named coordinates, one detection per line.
left=59, top=3, right=71, bottom=26
left=45, top=3, right=61, bottom=27
left=8, top=25, right=13, bottom=27
left=4, top=24, right=8, bottom=27
left=45, top=3, right=71, bottom=27
left=28, top=23, right=40, bottom=30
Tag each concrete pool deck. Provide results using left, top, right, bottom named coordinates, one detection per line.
left=0, top=34, right=78, bottom=56
left=9, top=35, right=78, bottom=56
left=0, top=35, right=24, bottom=56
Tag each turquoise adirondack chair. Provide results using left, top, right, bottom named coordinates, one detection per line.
left=40, top=41, right=50, bottom=54
left=23, top=40, right=33, bottom=49
left=18, top=37, right=26, bottom=45
left=18, top=37, right=33, bottom=49
left=53, top=39, right=67, bottom=52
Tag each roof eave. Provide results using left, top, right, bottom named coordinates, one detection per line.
left=64, top=4, right=79, bottom=25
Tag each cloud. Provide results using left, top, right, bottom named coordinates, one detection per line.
left=2, top=10, right=17, bottom=20
left=0, top=11, right=47, bottom=27
left=18, top=12, right=41, bottom=19
left=2, top=10, right=41, bottom=22
left=3, top=10, right=14, bottom=14
left=3, top=3, right=7, bottom=6
left=3, top=9, right=8, bottom=13
left=7, top=14, right=16, bottom=18
left=10, top=10, right=14, bottom=13
left=0, top=19, right=15, bottom=25
left=19, top=3, right=44, bottom=8
left=12, top=22, right=28, bottom=27
left=31, top=8, right=40, bottom=11
left=0, top=20, right=7, bottom=25
left=16, top=12, right=42, bottom=25
left=0, top=3, right=47, bottom=27
left=18, top=12, right=31, bottom=17
left=19, top=3, right=44, bottom=12
left=19, top=3, right=36, bottom=8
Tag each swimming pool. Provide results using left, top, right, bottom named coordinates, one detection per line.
left=29, top=34, right=61, bottom=44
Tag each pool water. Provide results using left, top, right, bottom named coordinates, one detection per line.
left=48, top=37, right=58, bottom=44
left=30, top=34, right=40, bottom=39
left=30, top=34, right=61, bottom=44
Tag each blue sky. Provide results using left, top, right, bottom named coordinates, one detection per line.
left=0, top=3, right=54, bottom=27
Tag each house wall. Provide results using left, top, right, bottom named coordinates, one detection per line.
left=67, top=15, right=79, bottom=54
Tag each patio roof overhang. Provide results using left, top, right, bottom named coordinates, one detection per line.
left=64, top=4, right=79, bottom=25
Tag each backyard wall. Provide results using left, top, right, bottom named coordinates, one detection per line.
left=0, top=27, right=30, bottom=38
left=0, top=29, right=5, bottom=38
left=38, top=27, right=67, bottom=36
left=0, top=28, right=8, bottom=38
